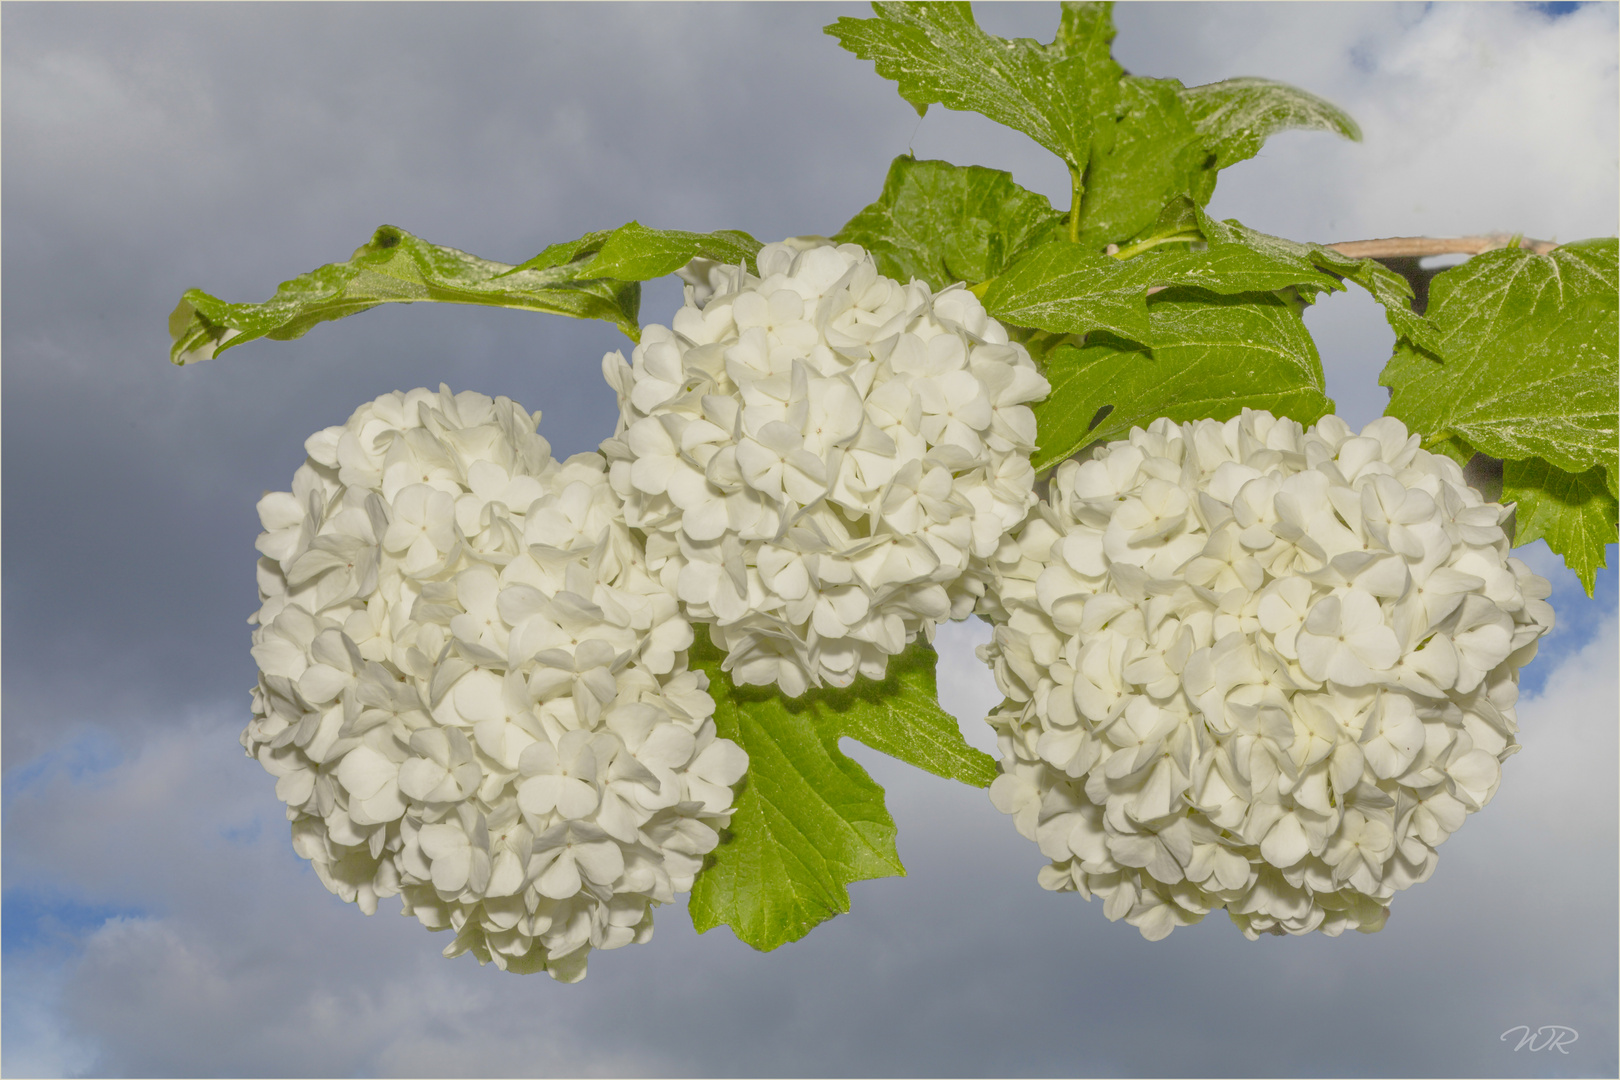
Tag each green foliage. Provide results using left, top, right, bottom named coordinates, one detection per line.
left=828, top=3, right=1361, bottom=252
left=169, top=225, right=644, bottom=364
left=836, top=174, right=1432, bottom=480
left=505, top=220, right=762, bottom=281
left=687, top=629, right=994, bottom=951
left=980, top=244, right=1179, bottom=343
left=1179, top=76, right=1362, bottom=171
left=1191, top=209, right=1442, bottom=353
left=826, top=2, right=1124, bottom=176
left=1072, top=75, right=1209, bottom=250
left=169, top=222, right=764, bottom=365
left=1381, top=238, right=1618, bottom=491
left=980, top=233, right=1345, bottom=344
left=1318, top=250, right=1439, bottom=356
left=1029, top=289, right=1331, bottom=469
left=1379, top=239, right=1618, bottom=594
left=499, top=228, right=617, bottom=276
left=1504, top=457, right=1618, bottom=595
left=970, top=197, right=1492, bottom=472
left=834, top=156, right=1064, bottom=289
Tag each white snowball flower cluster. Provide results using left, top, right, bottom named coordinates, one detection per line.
left=979, top=410, right=1552, bottom=941
left=244, top=386, right=747, bottom=981
left=601, top=239, right=1050, bottom=696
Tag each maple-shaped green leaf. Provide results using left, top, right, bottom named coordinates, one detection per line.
left=1503, top=457, right=1617, bottom=595
left=1073, top=76, right=1210, bottom=251
left=1029, top=288, right=1331, bottom=470
left=505, top=220, right=762, bottom=282
left=1380, top=238, right=1619, bottom=495
left=169, top=225, right=642, bottom=364
left=826, top=2, right=1123, bottom=175
left=1180, top=76, right=1361, bottom=171
left=827, top=6, right=1361, bottom=256
left=981, top=233, right=1344, bottom=346
left=687, top=629, right=995, bottom=951
left=833, top=155, right=1064, bottom=289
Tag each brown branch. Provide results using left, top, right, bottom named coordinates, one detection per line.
left=1324, top=234, right=1558, bottom=259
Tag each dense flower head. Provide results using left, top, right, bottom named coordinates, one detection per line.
left=601, top=239, right=1050, bottom=696
left=979, top=410, right=1552, bottom=941
left=245, top=385, right=746, bottom=981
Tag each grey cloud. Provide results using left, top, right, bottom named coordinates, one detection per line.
left=3, top=2, right=1615, bottom=1076
left=1, top=1, right=924, bottom=764
left=12, top=617, right=1615, bottom=1076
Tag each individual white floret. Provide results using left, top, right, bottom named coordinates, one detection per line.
left=978, top=410, right=1552, bottom=941
left=602, top=239, right=1050, bottom=696
left=245, top=386, right=747, bottom=980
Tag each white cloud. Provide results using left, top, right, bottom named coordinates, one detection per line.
left=1340, top=2, right=1619, bottom=242
left=1116, top=2, right=1619, bottom=243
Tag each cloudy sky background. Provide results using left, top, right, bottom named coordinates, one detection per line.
left=3, top=2, right=1616, bottom=1076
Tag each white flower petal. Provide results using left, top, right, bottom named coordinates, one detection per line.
left=247, top=387, right=748, bottom=981
left=977, top=410, right=1551, bottom=943
left=607, top=239, right=1048, bottom=694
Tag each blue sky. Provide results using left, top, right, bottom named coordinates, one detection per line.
left=4, top=3, right=1616, bottom=1076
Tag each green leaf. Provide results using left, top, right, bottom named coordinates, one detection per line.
left=1074, top=76, right=1210, bottom=251
left=1503, top=457, right=1618, bottom=595
left=833, top=155, right=1064, bottom=288
left=1380, top=239, right=1619, bottom=495
left=1179, top=76, right=1361, bottom=171
left=981, top=231, right=1343, bottom=345
left=825, top=2, right=1124, bottom=174
left=1191, top=208, right=1443, bottom=354
left=1141, top=193, right=1201, bottom=240
left=506, top=221, right=762, bottom=282
left=168, top=225, right=641, bottom=365
left=826, top=6, right=1360, bottom=257
left=980, top=243, right=1159, bottom=343
left=1029, top=288, right=1331, bottom=470
left=1323, top=252, right=1439, bottom=355
left=504, top=229, right=616, bottom=275
left=819, top=647, right=999, bottom=790
left=687, top=629, right=995, bottom=951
